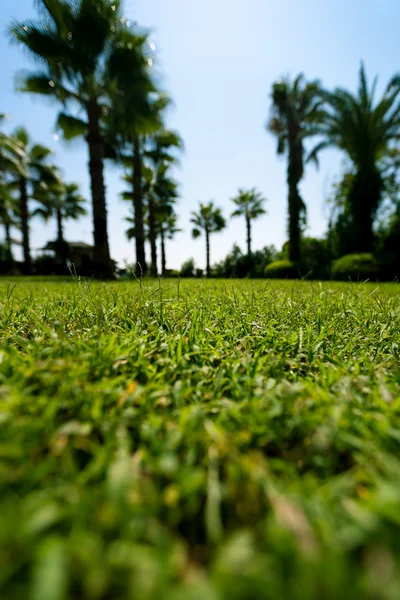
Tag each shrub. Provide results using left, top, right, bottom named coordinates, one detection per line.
left=278, top=237, right=332, bottom=280
left=300, top=237, right=333, bottom=279
left=332, top=253, right=383, bottom=281
left=33, top=253, right=71, bottom=276
left=214, top=244, right=278, bottom=278
left=180, top=258, right=195, bottom=278
left=264, top=259, right=297, bottom=279
left=0, top=243, right=13, bottom=274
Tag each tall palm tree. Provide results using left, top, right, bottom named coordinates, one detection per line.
left=106, top=29, right=163, bottom=274
left=191, top=202, right=226, bottom=277
left=7, top=128, right=56, bottom=274
left=309, top=63, right=400, bottom=253
left=267, top=74, right=323, bottom=262
left=231, top=188, right=267, bottom=255
left=9, top=0, right=126, bottom=277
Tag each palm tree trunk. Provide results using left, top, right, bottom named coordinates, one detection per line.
left=161, top=230, right=166, bottom=276
left=246, top=215, right=252, bottom=255
left=55, top=207, right=69, bottom=270
left=132, top=135, right=147, bottom=274
left=56, top=208, right=63, bottom=242
left=4, top=221, right=12, bottom=254
left=148, top=195, right=158, bottom=276
left=351, top=169, right=381, bottom=253
left=206, top=228, right=211, bottom=277
left=19, top=176, right=31, bottom=275
left=354, top=210, right=374, bottom=253
left=287, top=151, right=302, bottom=263
left=4, top=221, right=13, bottom=266
left=86, top=101, right=112, bottom=278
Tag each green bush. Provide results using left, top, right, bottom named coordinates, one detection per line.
left=0, top=243, right=13, bottom=274
left=279, top=238, right=333, bottom=280
left=332, top=253, right=383, bottom=281
left=213, top=244, right=278, bottom=278
left=331, top=253, right=400, bottom=281
left=264, top=259, right=297, bottom=279
left=180, top=258, right=195, bottom=277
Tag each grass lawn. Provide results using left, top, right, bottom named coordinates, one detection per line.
left=1, top=277, right=400, bottom=599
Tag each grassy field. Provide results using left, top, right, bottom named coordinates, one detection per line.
left=1, top=277, right=400, bottom=599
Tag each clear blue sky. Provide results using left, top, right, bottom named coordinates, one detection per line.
left=1, top=0, right=399, bottom=269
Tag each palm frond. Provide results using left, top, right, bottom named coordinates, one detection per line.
left=191, top=227, right=201, bottom=239
left=16, top=69, right=74, bottom=104
left=56, top=112, right=87, bottom=140
left=31, top=144, right=53, bottom=161
left=13, top=127, right=30, bottom=147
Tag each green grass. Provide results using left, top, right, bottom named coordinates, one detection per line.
left=1, top=277, right=400, bottom=599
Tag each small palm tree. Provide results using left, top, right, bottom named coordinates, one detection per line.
left=191, top=202, right=226, bottom=277
left=35, top=173, right=87, bottom=265
left=145, top=130, right=183, bottom=276
left=121, top=163, right=154, bottom=274
left=0, top=115, right=21, bottom=264
left=309, top=63, right=400, bottom=252
left=35, top=176, right=86, bottom=243
left=231, top=188, right=267, bottom=255
left=124, top=164, right=180, bottom=276
left=141, top=164, right=159, bottom=276
left=153, top=167, right=180, bottom=275
left=159, top=214, right=180, bottom=277
left=0, top=184, right=18, bottom=263
left=267, top=74, right=323, bottom=262
left=9, top=0, right=127, bottom=276
left=7, top=128, right=56, bottom=274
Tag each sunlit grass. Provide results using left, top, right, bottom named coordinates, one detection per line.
left=1, top=277, right=400, bottom=598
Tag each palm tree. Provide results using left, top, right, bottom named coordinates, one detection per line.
left=231, top=188, right=267, bottom=255
left=106, top=29, right=163, bottom=275
left=141, top=164, right=159, bottom=276
left=267, top=74, right=323, bottom=262
left=0, top=114, right=23, bottom=181
left=152, top=165, right=180, bottom=275
left=191, top=202, right=226, bottom=277
left=0, top=184, right=18, bottom=262
left=159, top=214, right=180, bottom=276
left=0, top=116, right=21, bottom=264
left=121, top=161, right=153, bottom=274
left=309, top=63, right=400, bottom=253
left=145, top=130, right=183, bottom=276
left=7, top=128, right=56, bottom=274
left=35, top=173, right=87, bottom=265
left=9, top=0, right=126, bottom=277
left=124, top=164, right=180, bottom=276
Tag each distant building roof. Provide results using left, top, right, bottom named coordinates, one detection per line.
left=68, top=242, right=94, bottom=249
left=42, top=241, right=94, bottom=251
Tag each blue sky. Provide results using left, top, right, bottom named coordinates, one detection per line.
left=1, top=0, right=399, bottom=269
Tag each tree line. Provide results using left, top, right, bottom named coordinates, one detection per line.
left=1, top=0, right=400, bottom=279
